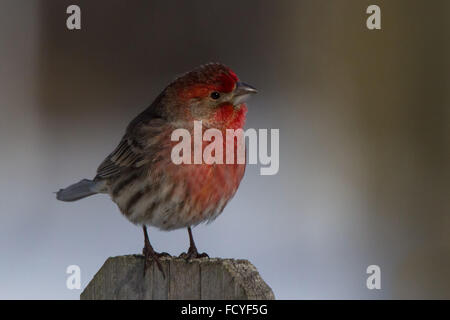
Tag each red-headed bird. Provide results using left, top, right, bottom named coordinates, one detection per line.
left=56, top=63, right=257, bottom=276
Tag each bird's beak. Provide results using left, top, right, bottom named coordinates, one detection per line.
left=232, top=82, right=258, bottom=106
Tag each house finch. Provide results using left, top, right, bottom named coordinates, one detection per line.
left=56, top=63, right=257, bottom=277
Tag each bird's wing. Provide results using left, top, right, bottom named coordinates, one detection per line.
left=95, top=136, right=144, bottom=178
left=95, top=117, right=167, bottom=179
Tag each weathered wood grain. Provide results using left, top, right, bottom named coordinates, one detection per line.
left=80, top=255, right=275, bottom=300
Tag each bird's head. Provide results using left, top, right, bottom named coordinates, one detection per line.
left=163, top=63, right=257, bottom=130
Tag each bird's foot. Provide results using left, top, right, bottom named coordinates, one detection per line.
left=179, top=246, right=209, bottom=260
left=142, top=246, right=169, bottom=278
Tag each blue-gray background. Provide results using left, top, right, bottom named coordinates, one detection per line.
left=0, top=0, right=449, bottom=299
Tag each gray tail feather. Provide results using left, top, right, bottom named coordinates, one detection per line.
left=56, top=179, right=100, bottom=202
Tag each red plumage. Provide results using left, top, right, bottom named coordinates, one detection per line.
left=56, top=63, right=257, bottom=275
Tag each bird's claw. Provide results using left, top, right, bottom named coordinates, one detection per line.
left=179, top=246, right=209, bottom=260
left=142, top=246, right=167, bottom=278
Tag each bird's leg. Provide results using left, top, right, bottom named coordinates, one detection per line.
left=180, top=227, right=209, bottom=260
left=142, top=225, right=169, bottom=278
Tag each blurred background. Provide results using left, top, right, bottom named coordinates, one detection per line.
left=0, top=0, right=449, bottom=299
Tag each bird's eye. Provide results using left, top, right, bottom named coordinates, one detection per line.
left=210, top=91, right=220, bottom=100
